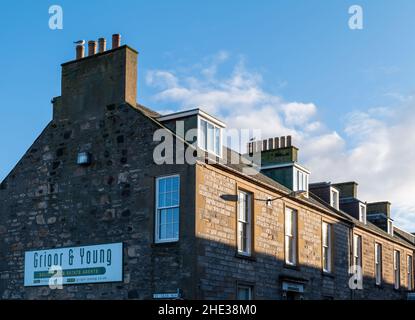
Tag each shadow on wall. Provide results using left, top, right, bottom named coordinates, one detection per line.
left=194, top=232, right=410, bottom=300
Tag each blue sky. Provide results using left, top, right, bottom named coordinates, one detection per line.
left=1, top=1, right=415, bottom=229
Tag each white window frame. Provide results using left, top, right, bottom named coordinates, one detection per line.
left=155, top=175, right=180, bottom=243
left=198, top=116, right=223, bottom=158
left=394, top=250, right=401, bottom=290
left=237, top=190, right=252, bottom=256
left=322, top=222, right=332, bottom=273
left=330, top=187, right=339, bottom=210
left=408, top=255, right=413, bottom=291
left=237, top=284, right=253, bottom=300
left=375, top=243, right=382, bottom=285
left=353, top=234, right=362, bottom=272
left=285, top=207, right=298, bottom=266
left=293, top=167, right=309, bottom=195
left=359, top=204, right=367, bottom=224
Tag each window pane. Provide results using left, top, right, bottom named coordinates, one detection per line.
left=166, top=222, right=173, bottom=239
left=322, top=223, right=328, bottom=246
left=215, top=127, right=221, bottom=155
left=207, top=122, right=214, bottom=152
left=172, top=207, right=179, bottom=224
left=288, top=238, right=294, bottom=263
left=239, top=192, right=246, bottom=221
left=285, top=210, right=292, bottom=236
left=200, top=119, right=207, bottom=150
left=165, top=191, right=172, bottom=207
left=159, top=220, right=167, bottom=239
left=172, top=176, right=179, bottom=191
left=285, top=236, right=291, bottom=262
left=238, top=222, right=244, bottom=252
left=237, top=286, right=252, bottom=300
left=173, top=222, right=179, bottom=239
left=323, top=247, right=328, bottom=270
left=160, top=209, right=167, bottom=225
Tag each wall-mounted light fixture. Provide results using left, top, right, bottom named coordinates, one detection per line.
left=220, top=190, right=307, bottom=204
left=256, top=190, right=308, bottom=206
left=77, top=152, right=91, bottom=166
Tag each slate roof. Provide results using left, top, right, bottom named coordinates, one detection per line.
left=133, top=103, right=415, bottom=249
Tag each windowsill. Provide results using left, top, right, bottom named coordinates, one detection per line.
left=199, top=148, right=222, bottom=159
left=152, top=240, right=179, bottom=248
left=322, top=271, right=334, bottom=278
left=284, top=263, right=300, bottom=271
left=235, top=252, right=256, bottom=261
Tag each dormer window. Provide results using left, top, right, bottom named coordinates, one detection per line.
left=359, top=204, right=367, bottom=224
left=293, top=167, right=309, bottom=196
left=199, top=117, right=222, bottom=157
left=330, top=187, right=339, bottom=210
left=157, top=108, right=225, bottom=158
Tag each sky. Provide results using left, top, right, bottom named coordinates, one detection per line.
left=1, top=0, right=415, bottom=230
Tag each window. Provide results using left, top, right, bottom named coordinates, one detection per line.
left=237, top=191, right=252, bottom=256
left=330, top=188, right=339, bottom=210
left=155, top=175, right=180, bottom=243
left=394, top=250, right=400, bottom=289
left=359, top=204, right=366, bottom=224
left=353, top=234, right=362, bottom=272
left=387, top=220, right=394, bottom=236
left=237, top=285, right=253, bottom=300
left=375, top=243, right=382, bottom=285
left=285, top=207, right=298, bottom=266
left=408, top=255, right=413, bottom=291
left=199, top=118, right=222, bottom=156
left=322, top=222, right=332, bottom=273
left=293, top=168, right=309, bottom=195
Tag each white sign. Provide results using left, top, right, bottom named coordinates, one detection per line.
left=153, top=288, right=182, bottom=299
left=153, top=292, right=181, bottom=299
left=24, top=243, right=123, bottom=287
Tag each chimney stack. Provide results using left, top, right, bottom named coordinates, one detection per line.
left=98, top=38, right=106, bottom=53
left=76, top=44, right=85, bottom=60
left=57, top=34, right=138, bottom=122
left=112, top=34, right=121, bottom=49
left=88, top=41, right=97, bottom=56
left=332, top=182, right=358, bottom=199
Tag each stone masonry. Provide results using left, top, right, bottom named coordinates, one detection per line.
left=0, top=40, right=414, bottom=300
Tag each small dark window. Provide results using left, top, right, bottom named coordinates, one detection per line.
left=237, top=285, right=253, bottom=300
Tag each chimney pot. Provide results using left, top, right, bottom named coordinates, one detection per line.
left=98, top=38, right=106, bottom=53
left=76, top=45, right=85, bottom=60
left=268, top=138, right=274, bottom=150
left=263, top=139, right=268, bottom=151
left=112, top=34, right=121, bottom=49
left=88, top=41, right=97, bottom=56
left=286, top=135, right=292, bottom=147
left=274, top=137, right=280, bottom=149
left=280, top=136, right=286, bottom=148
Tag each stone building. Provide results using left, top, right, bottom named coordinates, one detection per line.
left=0, top=36, right=414, bottom=300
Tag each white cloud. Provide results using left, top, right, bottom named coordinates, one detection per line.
left=146, top=53, right=415, bottom=231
